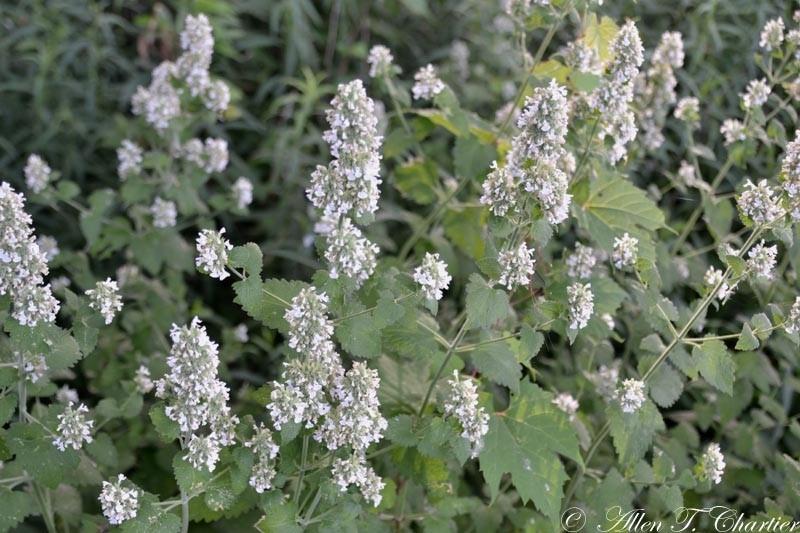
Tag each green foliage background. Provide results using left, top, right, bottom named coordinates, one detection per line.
left=1, top=0, right=799, bottom=531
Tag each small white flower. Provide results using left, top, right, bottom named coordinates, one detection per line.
left=134, top=365, right=154, bottom=394
left=566, top=243, right=597, bottom=279
left=233, top=323, right=249, bottom=343
left=413, top=252, right=452, bottom=300
left=203, top=79, right=230, bottom=113
left=56, top=385, right=79, bottom=404
left=53, top=402, right=93, bottom=451
left=204, top=138, right=229, bottom=173
left=86, top=278, right=123, bottom=325
left=591, top=364, right=619, bottom=403
left=746, top=240, right=778, bottom=280
left=412, top=64, right=445, bottom=100
left=186, top=433, right=222, bottom=472
left=367, top=45, right=395, bottom=78
left=117, top=140, right=143, bottom=180
left=618, top=378, right=646, bottom=413
left=99, top=474, right=140, bottom=525
left=741, top=78, right=771, bottom=109
left=195, top=228, right=233, bottom=280
left=612, top=233, right=639, bottom=269
left=149, top=197, right=177, bottom=228
left=232, top=177, right=253, bottom=209
left=704, top=267, right=733, bottom=301
left=552, top=392, right=579, bottom=420
left=737, top=179, right=783, bottom=225
left=24, top=154, right=52, bottom=193
left=567, top=282, right=594, bottom=331
left=323, top=218, right=378, bottom=286
left=783, top=296, right=800, bottom=334
left=331, top=453, right=385, bottom=507
left=601, top=313, right=615, bottom=330
left=36, top=235, right=60, bottom=262
left=22, top=353, right=48, bottom=383
left=443, top=371, right=489, bottom=457
left=699, top=443, right=726, bottom=484
left=674, top=97, right=700, bottom=126
left=759, top=18, right=785, bottom=52
left=497, top=242, right=536, bottom=290
left=720, top=119, right=746, bottom=145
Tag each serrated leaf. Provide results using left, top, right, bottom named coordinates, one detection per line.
left=6, top=422, right=80, bottom=488
left=735, top=323, right=759, bottom=351
left=465, top=274, right=511, bottom=330
left=608, top=400, right=665, bottom=466
left=233, top=278, right=308, bottom=334
left=255, top=493, right=301, bottom=533
left=443, top=206, right=487, bottom=259
left=694, top=339, right=736, bottom=395
left=0, top=487, right=37, bottom=533
left=479, top=383, right=581, bottom=527
left=120, top=493, right=181, bottom=533
left=453, top=136, right=495, bottom=181
left=149, top=403, right=180, bottom=443
left=751, top=313, right=772, bottom=340
left=648, top=363, right=683, bottom=408
left=229, top=243, right=263, bottom=277
left=519, top=325, right=544, bottom=361
left=173, top=455, right=214, bottom=496
left=394, top=158, right=438, bottom=205
left=471, top=341, right=521, bottom=393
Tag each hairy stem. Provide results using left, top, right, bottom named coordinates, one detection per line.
left=418, top=319, right=470, bottom=416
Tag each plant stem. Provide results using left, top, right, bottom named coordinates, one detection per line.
left=418, top=319, right=470, bottom=416
left=294, top=435, right=310, bottom=505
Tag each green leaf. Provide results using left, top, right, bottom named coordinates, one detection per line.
left=443, top=206, right=488, bottom=259
left=229, top=243, right=263, bottom=277
left=149, top=403, right=180, bottom=443
left=751, top=313, right=772, bottom=341
left=479, top=383, right=581, bottom=527
left=570, top=71, right=601, bottom=92
left=582, top=14, right=618, bottom=61
left=0, top=395, right=17, bottom=427
left=453, top=136, right=495, bottom=181
left=608, top=400, right=665, bottom=466
left=254, top=493, right=302, bottom=533
left=6, top=422, right=80, bottom=488
left=120, top=493, right=181, bottom=533
left=0, top=487, right=37, bottom=533
left=694, top=339, right=736, bottom=395
left=465, top=274, right=511, bottom=330
left=393, top=158, right=439, bottom=205
left=735, top=323, right=759, bottom=351
left=519, top=325, right=544, bottom=362
left=233, top=278, right=308, bottom=333
left=79, top=189, right=115, bottom=245
left=471, top=341, right=521, bottom=393
left=6, top=322, right=82, bottom=372
left=648, top=363, right=683, bottom=408
left=173, top=455, right=214, bottom=496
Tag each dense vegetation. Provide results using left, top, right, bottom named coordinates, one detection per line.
left=1, top=1, right=798, bottom=531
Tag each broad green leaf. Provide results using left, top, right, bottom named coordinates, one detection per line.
left=393, top=158, right=439, bottom=205
left=149, top=403, right=180, bottom=443
left=519, top=325, right=544, bottom=361
left=465, top=274, right=511, bottom=330
left=255, top=493, right=302, bottom=533
left=471, top=341, right=521, bottom=393
left=735, top=323, right=759, bottom=351
left=233, top=278, right=308, bottom=334
left=443, top=206, right=487, bottom=259
left=79, top=189, right=115, bottom=245
left=608, top=400, right=665, bottom=466
left=532, top=59, right=570, bottom=83
left=694, top=339, right=736, bottom=395
left=453, top=136, right=495, bottom=181
left=229, top=243, right=263, bottom=277
left=648, top=363, right=683, bottom=408
left=120, top=493, right=181, bottom=533
left=582, top=14, right=619, bottom=61
left=479, top=383, right=581, bottom=526
left=173, top=455, right=214, bottom=496
left=6, top=422, right=80, bottom=488
left=0, top=487, right=37, bottom=533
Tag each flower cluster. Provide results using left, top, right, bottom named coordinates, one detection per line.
left=443, top=371, right=490, bottom=458
left=741, top=78, right=771, bottom=110
left=698, top=443, right=726, bottom=484
left=567, top=282, right=594, bottom=330
left=116, top=140, right=143, bottom=180
left=131, top=14, right=228, bottom=131
left=674, top=96, right=700, bottom=127
left=284, top=288, right=336, bottom=357
left=367, top=45, right=395, bottom=78
left=323, top=217, right=379, bottom=286
left=245, top=423, right=280, bottom=493
left=634, top=31, right=684, bottom=149
left=720, top=119, right=747, bottom=145
left=618, top=378, right=646, bottom=413
left=53, top=402, right=94, bottom=451
left=331, top=453, right=385, bottom=507
left=760, top=18, right=785, bottom=52
left=155, top=317, right=237, bottom=471
left=307, top=80, right=383, bottom=219
left=552, top=392, right=579, bottom=421
left=784, top=297, right=800, bottom=334
left=86, top=278, right=123, bottom=325
left=612, top=232, right=639, bottom=269
left=232, top=177, right=253, bottom=209
left=482, top=80, right=572, bottom=224
left=590, top=20, right=644, bottom=163
left=0, top=182, right=60, bottom=326
left=134, top=365, right=154, bottom=394
left=737, top=179, right=783, bottom=225
left=149, top=197, right=177, bottom=228
left=781, top=133, right=800, bottom=218
left=99, top=475, right=140, bottom=525
left=413, top=252, right=452, bottom=300
left=195, top=228, right=232, bottom=280
left=412, top=64, right=445, bottom=100
left=24, top=154, right=52, bottom=193
left=591, top=364, right=620, bottom=403
left=566, top=243, right=597, bottom=279
left=704, top=267, right=733, bottom=301
left=746, top=240, right=778, bottom=280
left=497, top=242, right=536, bottom=290
left=37, top=235, right=59, bottom=262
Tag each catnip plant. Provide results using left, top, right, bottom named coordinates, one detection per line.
left=1, top=2, right=800, bottom=532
